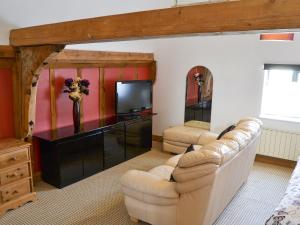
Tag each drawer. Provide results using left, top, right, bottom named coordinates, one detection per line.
left=0, top=179, right=31, bottom=204
left=0, top=148, right=29, bottom=169
left=0, top=164, right=30, bottom=185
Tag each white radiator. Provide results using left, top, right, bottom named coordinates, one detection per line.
left=257, top=128, right=300, bottom=161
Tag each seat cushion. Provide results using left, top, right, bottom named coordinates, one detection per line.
left=165, top=154, right=183, bottom=167
left=165, top=145, right=203, bottom=167
left=163, top=125, right=208, bottom=144
left=149, top=165, right=174, bottom=180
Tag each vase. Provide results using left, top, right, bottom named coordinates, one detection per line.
left=73, top=101, right=80, bottom=133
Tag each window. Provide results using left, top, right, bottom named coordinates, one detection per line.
left=260, top=33, right=294, bottom=41
left=261, top=64, right=300, bottom=122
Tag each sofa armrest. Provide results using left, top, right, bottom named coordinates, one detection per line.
left=121, top=170, right=179, bottom=199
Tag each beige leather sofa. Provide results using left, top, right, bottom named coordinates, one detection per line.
left=163, top=125, right=218, bottom=154
left=121, top=118, right=262, bottom=225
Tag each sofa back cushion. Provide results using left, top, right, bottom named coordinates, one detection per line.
left=236, top=121, right=260, bottom=137
left=178, top=149, right=221, bottom=168
left=217, top=125, right=236, bottom=140
left=221, top=129, right=252, bottom=149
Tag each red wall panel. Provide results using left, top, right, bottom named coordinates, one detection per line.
left=82, top=68, right=100, bottom=126
left=137, top=67, right=150, bottom=80
left=0, top=69, right=15, bottom=138
left=104, top=68, right=121, bottom=119
left=55, top=68, right=77, bottom=128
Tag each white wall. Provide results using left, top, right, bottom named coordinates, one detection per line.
left=67, top=34, right=300, bottom=135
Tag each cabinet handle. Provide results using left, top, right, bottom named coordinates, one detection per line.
left=12, top=190, right=18, bottom=195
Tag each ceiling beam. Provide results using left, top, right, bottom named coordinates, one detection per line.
left=9, top=0, right=300, bottom=47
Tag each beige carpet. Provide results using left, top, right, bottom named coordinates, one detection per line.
left=0, top=149, right=293, bottom=225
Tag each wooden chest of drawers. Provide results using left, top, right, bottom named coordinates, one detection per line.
left=0, top=139, right=36, bottom=216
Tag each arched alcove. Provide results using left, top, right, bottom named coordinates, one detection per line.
left=184, top=65, right=213, bottom=126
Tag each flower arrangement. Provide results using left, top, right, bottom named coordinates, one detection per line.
left=64, top=78, right=90, bottom=102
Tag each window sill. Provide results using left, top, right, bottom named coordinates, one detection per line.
left=260, top=114, right=300, bottom=123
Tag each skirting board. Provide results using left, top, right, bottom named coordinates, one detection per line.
left=255, top=154, right=296, bottom=169
left=152, top=135, right=163, bottom=142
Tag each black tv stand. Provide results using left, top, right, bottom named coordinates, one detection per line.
left=34, top=113, right=154, bottom=188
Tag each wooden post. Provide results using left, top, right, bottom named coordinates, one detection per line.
left=15, top=45, right=65, bottom=138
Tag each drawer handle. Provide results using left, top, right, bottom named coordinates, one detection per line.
left=6, top=172, right=19, bottom=178
left=9, top=156, right=17, bottom=161
left=12, top=190, right=18, bottom=195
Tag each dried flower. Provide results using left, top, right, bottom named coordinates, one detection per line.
left=64, top=78, right=90, bottom=102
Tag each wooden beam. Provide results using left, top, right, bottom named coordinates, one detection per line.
left=15, top=45, right=65, bottom=138
left=50, top=50, right=154, bottom=63
left=10, top=0, right=300, bottom=46
left=0, top=46, right=15, bottom=58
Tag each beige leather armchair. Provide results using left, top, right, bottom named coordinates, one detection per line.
left=121, top=118, right=262, bottom=225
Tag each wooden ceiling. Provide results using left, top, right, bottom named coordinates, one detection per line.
left=10, top=0, right=300, bottom=47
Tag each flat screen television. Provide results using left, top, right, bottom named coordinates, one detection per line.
left=116, top=80, right=152, bottom=115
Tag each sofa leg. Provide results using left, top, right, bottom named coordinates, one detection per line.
left=130, top=216, right=138, bottom=223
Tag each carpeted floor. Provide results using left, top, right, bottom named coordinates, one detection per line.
left=0, top=149, right=293, bottom=225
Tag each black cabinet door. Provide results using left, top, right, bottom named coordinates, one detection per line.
left=83, top=132, right=104, bottom=177
left=125, top=118, right=152, bottom=160
left=56, top=138, right=85, bottom=187
left=103, top=123, right=125, bottom=169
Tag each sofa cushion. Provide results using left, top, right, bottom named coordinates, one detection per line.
left=178, top=149, right=221, bottom=168
left=169, top=144, right=196, bottom=181
left=197, top=132, right=218, bottom=145
left=201, top=141, right=238, bottom=164
left=121, top=170, right=179, bottom=199
left=172, top=163, right=219, bottom=182
left=216, top=139, right=239, bottom=152
left=221, top=129, right=252, bottom=149
left=217, top=125, right=236, bottom=140
left=149, top=165, right=174, bottom=180
left=165, top=145, right=203, bottom=167
left=163, top=141, right=190, bottom=154
left=166, top=154, right=183, bottom=167
left=238, top=117, right=263, bottom=126
left=163, top=125, right=209, bottom=144
left=236, top=121, right=260, bottom=137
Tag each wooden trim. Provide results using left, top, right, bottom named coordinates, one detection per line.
left=150, top=61, right=157, bottom=82
left=76, top=68, right=84, bottom=131
left=152, top=135, right=163, bottom=142
left=255, top=154, right=296, bottom=168
left=0, top=46, right=15, bottom=58
left=134, top=66, right=139, bottom=80
left=49, top=50, right=154, bottom=63
left=10, top=0, right=300, bottom=46
left=45, top=61, right=154, bottom=69
left=49, top=68, right=57, bottom=131
left=0, top=59, right=14, bottom=68
left=99, top=68, right=105, bottom=127
left=32, top=171, right=42, bottom=185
